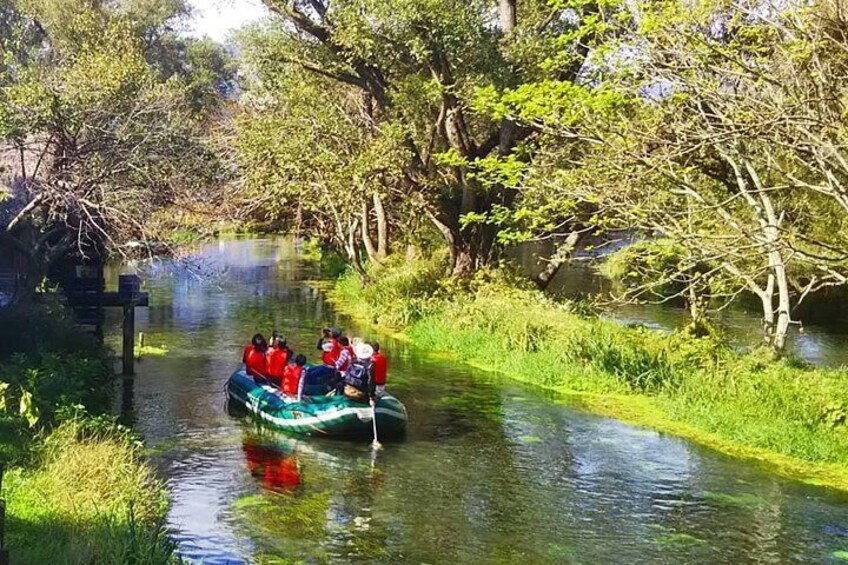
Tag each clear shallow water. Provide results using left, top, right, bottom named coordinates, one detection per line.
left=105, top=238, right=848, bottom=564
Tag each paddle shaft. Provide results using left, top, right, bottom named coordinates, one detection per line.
left=371, top=399, right=382, bottom=449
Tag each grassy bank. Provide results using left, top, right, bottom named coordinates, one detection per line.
left=330, top=255, right=848, bottom=491
left=0, top=299, right=177, bottom=563
left=5, top=418, right=176, bottom=564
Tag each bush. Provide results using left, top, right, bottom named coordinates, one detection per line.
left=334, top=252, right=448, bottom=327
left=0, top=352, right=113, bottom=422
left=0, top=295, right=102, bottom=358
left=0, top=298, right=114, bottom=463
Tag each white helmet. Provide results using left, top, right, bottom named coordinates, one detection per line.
left=354, top=343, right=374, bottom=360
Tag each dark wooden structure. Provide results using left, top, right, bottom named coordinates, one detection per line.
left=51, top=259, right=148, bottom=375
left=115, top=275, right=148, bottom=375
left=53, top=261, right=106, bottom=338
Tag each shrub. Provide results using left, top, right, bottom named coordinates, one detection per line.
left=0, top=298, right=114, bottom=463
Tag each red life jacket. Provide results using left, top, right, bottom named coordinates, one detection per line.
left=372, top=352, right=388, bottom=385
left=322, top=339, right=340, bottom=366
left=267, top=347, right=290, bottom=384
left=245, top=348, right=268, bottom=379
left=282, top=364, right=304, bottom=397
left=242, top=344, right=255, bottom=364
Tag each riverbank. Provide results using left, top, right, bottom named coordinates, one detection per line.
left=0, top=299, right=177, bottom=564
left=327, top=255, right=848, bottom=492
left=5, top=418, right=175, bottom=564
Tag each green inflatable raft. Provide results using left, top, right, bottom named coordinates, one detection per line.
left=226, top=368, right=407, bottom=438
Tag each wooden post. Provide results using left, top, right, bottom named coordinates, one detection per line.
left=120, top=376, right=136, bottom=426
left=119, top=275, right=141, bottom=376
left=122, top=305, right=135, bottom=375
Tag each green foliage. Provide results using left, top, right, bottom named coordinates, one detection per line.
left=335, top=253, right=448, bottom=327
left=4, top=418, right=176, bottom=565
left=333, top=257, right=848, bottom=467
left=0, top=298, right=113, bottom=463
left=1, top=0, right=228, bottom=269
left=232, top=0, right=628, bottom=275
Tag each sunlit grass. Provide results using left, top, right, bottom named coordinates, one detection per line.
left=5, top=419, right=176, bottom=564
left=331, top=256, right=848, bottom=488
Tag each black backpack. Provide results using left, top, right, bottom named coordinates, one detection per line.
left=345, top=359, right=371, bottom=390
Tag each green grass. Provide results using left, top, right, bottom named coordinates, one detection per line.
left=4, top=418, right=177, bottom=564
left=0, top=300, right=177, bottom=563
left=330, top=255, right=848, bottom=490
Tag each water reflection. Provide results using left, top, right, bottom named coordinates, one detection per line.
left=242, top=437, right=302, bottom=493
left=511, top=242, right=848, bottom=367
left=107, top=237, right=848, bottom=564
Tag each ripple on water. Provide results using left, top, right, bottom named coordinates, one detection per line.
left=120, top=238, right=848, bottom=564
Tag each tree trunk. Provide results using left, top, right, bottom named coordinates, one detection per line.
left=533, top=231, right=581, bottom=290
left=346, top=218, right=368, bottom=279
left=686, top=284, right=712, bottom=337
left=360, top=201, right=380, bottom=263
left=500, top=0, right=516, bottom=34
left=759, top=186, right=791, bottom=353
left=424, top=208, right=458, bottom=271
left=771, top=255, right=792, bottom=352
left=372, top=192, right=388, bottom=259
left=760, top=271, right=775, bottom=346
left=452, top=245, right=476, bottom=278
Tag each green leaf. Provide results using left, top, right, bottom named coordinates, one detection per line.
left=0, top=382, right=9, bottom=412
left=19, top=388, right=39, bottom=428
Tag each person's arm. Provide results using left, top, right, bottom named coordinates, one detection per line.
left=316, top=338, right=324, bottom=350
left=334, top=349, right=349, bottom=370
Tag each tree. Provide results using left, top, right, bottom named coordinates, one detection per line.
left=234, top=0, right=608, bottom=276
left=233, top=30, right=411, bottom=272
left=0, top=0, right=224, bottom=297
left=488, top=0, right=848, bottom=351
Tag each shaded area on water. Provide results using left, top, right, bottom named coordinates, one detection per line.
left=510, top=241, right=848, bottom=367
left=106, top=238, right=848, bottom=563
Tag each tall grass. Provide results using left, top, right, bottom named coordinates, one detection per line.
left=332, top=257, right=848, bottom=472
left=4, top=418, right=177, bottom=564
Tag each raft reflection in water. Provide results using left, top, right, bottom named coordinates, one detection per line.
left=242, top=439, right=302, bottom=493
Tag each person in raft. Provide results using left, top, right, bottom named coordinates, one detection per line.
left=343, top=342, right=377, bottom=404
left=243, top=333, right=264, bottom=364
left=317, top=327, right=342, bottom=366
left=267, top=335, right=293, bottom=388
left=370, top=342, right=388, bottom=396
left=282, top=354, right=308, bottom=401
left=245, top=335, right=270, bottom=381
left=335, top=336, right=354, bottom=375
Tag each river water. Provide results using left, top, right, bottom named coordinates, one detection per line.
left=106, top=237, right=848, bottom=564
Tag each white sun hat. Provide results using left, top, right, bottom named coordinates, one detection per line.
left=354, top=343, right=374, bottom=360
